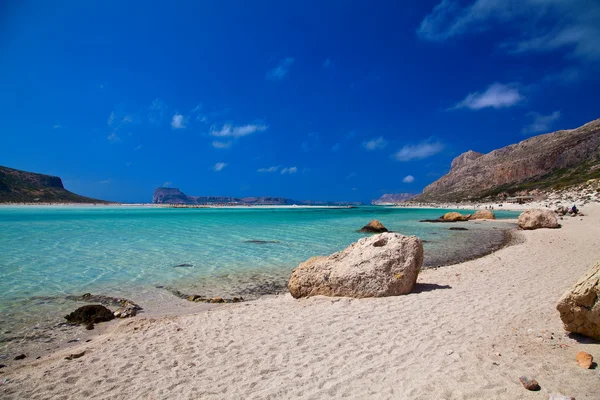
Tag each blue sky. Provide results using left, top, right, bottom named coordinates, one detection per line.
left=1, top=1, right=599, bottom=203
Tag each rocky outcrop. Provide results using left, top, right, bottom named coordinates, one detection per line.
left=442, top=212, right=469, bottom=222
left=556, top=262, right=600, bottom=340
left=0, top=166, right=108, bottom=203
left=359, top=220, right=388, bottom=233
left=65, top=305, right=115, bottom=330
left=518, top=209, right=559, bottom=230
left=288, top=232, right=423, bottom=298
left=414, top=118, right=600, bottom=202
left=470, top=210, right=496, bottom=220
left=371, top=193, right=416, bottom=205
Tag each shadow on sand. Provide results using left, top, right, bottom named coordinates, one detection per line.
left=411, top=283, right=452, bottom=294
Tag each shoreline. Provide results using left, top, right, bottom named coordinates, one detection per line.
left=2, top=206, right=599, bottom=398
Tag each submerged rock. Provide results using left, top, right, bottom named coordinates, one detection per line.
left=556, top=262, right=600, bottom=340
left=518, top=209, right=559, bottom=230
left=359, top=220, right=388, bottom=233
left=289, top=232, right=423, bottom=298
left=243, top=240, right=281, bottom=244
left=470, top=210, right=495, bottom=220
left=449, top=227, right=468, bottom=231
left=65, top=304, right=115, bottom=329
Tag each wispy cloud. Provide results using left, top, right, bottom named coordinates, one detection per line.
left=258, top=166, right=280, bottom=173
left=281, top=167, right=298, bottom=175
left=107, top=111, right=116, bottom=126
left=394, top=141, right=444, bottom=162
left=522, top=111, right=561, bottom=134
left=171, top=114, right=186, bottom=129
left=417, top=0, right=600, bottom=61
left=52, top=124, right=62, bottom=129
left=213, top=162, right=227, bottom=172
left=212, top=140, right=233, bottom=149
left=163, top=181, right=172, bottom=187
left=149, top=98, right=167, bottom=126
left=266, top=57, right=294, bottom=81
left=100, top=179, right=112, bottom=184
left=362, top=136, right=388, bottom=151
left=210, top=123, right=267, bottom=138
left=107, top=132, right=121, bottom=143
left=346, top=172, right=357, bottom=180
left=402, top=175, right=416, bottom=183
left=323, top=58, right=334, bottom=68
left=134, top=144, right=143, bottom=151
left=452, top=83, right=523, bottom=110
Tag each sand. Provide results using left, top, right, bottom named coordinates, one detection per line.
left=2, top=206, right=600, bottom=399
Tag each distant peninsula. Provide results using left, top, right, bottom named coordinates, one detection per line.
left=152, top=187, right=361, bottom=206
left=371, top=193, right=417, bottom=205
left=0, top=166, right=109, bottom=204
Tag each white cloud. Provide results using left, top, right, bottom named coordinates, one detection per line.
left=122, top=115, right=133, bottom=124
left=331, top=143, right=341, bottom=152
left=394, top=141, right=444, bottom=162
left=211, top=123, right=267, bottom=138
left=362, top=137, right=388, bottom=151
left=212, top=140, right=233, bottom=149
left=281, top=167, right=298, bottom=175
left=403, top=175, right=416, bottom=183
left=266, top=57, right=294, bottom=81
left=134, top=144, right=143, bottom=151
left=100, top=179, right=112, bottom=184
left=213, top=162, right=227, bottom=172
left=163, top=181, right=172, bottom=187
left=258, top=166, right=280, bottom=173
left=352, top=187, right=358, bottom=191
left=107, top=132, right=121, bottom=143
left=52, top=124, right=61, bottom=129
left=522, top=111, right=561, bottom=134
left=107, top=111, right=116, bottom=126
left=171, top=114, right=186, bottom=129
left=417, top=0, right=600, bottom=61
left=452, top=83, right=523, bottom=110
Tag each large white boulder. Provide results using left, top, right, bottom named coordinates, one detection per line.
left=556, top=262, right=600, bottom=341
left=288, top=232, right=423, bottom=298
left=518, top=209, right=559, bottom=230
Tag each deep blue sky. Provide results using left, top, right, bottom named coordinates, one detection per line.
left=1, top=1, right=599, bottom=203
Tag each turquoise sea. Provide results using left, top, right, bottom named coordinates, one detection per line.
left=0, top=206, right=518, bottom=355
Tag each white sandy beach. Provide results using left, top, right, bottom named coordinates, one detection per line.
left=2, top=206, right=599, bottom=399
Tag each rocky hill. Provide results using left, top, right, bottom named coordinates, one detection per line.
left=415, top=118, right=600, bottom=202
left=0, top=166, right=108, bottom=203
left=371, top=193, right=417, bottom=205
left=152, top=187, right=361, bottom=206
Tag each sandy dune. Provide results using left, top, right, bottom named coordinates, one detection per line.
left=2, top=206, right=599, bottom=399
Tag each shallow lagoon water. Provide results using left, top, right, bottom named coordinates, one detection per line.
left=0, top=206, right=518, bottom=354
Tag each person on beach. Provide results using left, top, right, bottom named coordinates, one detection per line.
left=571, top=205, right=579, bottom=214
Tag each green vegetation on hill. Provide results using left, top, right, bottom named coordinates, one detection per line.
left=0, top=166, right=109, bottom=203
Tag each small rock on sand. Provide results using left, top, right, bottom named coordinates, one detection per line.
left=65, top=351, right=86, bottom=360
left=519, top=376, right=540, bottom=391
left=575, top=351, right=593, bottom=369
left=548, top=394, right=575, bottom=400
left=14, top=354, right=26, bottom=360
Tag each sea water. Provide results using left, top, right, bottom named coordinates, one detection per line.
left=0, top=206, right=519, bottom=355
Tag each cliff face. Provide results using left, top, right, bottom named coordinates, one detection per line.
left=415, top=118, right=600, bottom=202
left=0, top=166, right=108, bottom=203
left=371, top=193, right=417, bottom=205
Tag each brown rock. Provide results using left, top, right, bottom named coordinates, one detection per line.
left=359, top=220, right=388, bottom=233
left=518, top=209, right=559, bottom=230
left=556, top=262, right=600, bottom=340
left=575, top=351, right=593, bottom=368
left=519, top=376, right=540, bottom=391
left=289, top=232, right=423, bottom=298
left=442, top=212, right=469, bottom=222
left=470, top=210, right=495, bottom=220
left=65, top=351, right=86, bottom=360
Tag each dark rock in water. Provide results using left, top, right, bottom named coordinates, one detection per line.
left=65, top=305, right=115, bottom=327
left=66, top=294, right=142, bottom=319
left=65, top=351, right=86, bottom=360
left=173, top=263, right=194, bottom=268
left=14, top=354, right=26, bottom=360
left=359, top=220, right=388, bottom=233
left=519, top=376, right=540, bottom=391
left=449, top=227, right=468, bottom=231
left=244, top=240, right=280, bottom=244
